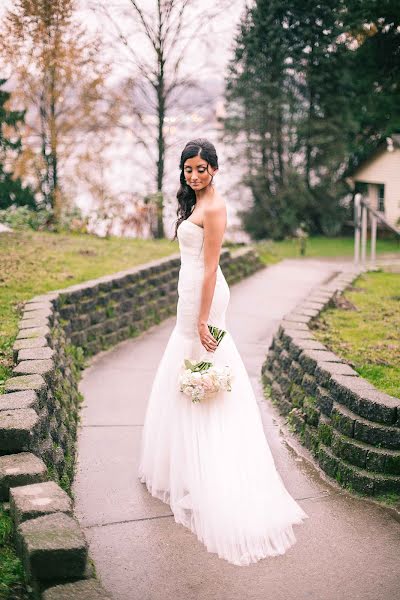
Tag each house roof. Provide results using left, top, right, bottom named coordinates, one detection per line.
left=346, top=134, right=400, bottom=178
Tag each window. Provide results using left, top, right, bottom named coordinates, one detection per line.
left=377, top=184, right=385, bottom=212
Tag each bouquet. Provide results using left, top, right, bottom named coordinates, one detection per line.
left=179, top=325, right=233, bottom=403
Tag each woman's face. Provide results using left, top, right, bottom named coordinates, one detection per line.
left=183, top=155, right=217, bottom=191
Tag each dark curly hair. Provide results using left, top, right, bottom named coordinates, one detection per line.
left=173, top=138, right=219, bottom=239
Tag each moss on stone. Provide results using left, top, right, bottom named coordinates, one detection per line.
left=318, top=422, right=333, bottom=446
left=290, top=383, right=305, bottom=408
left=303, top=396, right=320, bottom=426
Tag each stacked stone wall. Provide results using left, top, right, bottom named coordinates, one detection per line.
left=262, top=269, right=400, bottom=497
left=0, top=245, right=264, bottom=599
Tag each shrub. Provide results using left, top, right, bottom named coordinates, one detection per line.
left=0, top=205, right=52, bottom=230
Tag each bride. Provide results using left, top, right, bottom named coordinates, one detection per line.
left=138, top=138, right=308, bottom=566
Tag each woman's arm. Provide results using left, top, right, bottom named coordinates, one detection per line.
left=197, top=204, right=226, bottom=352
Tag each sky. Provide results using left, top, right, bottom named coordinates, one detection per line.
left=1, top=0, right=252, bottom=239
left=81, top=0, right=247, bottom=76
left=1, top=0, right=248, bottom=79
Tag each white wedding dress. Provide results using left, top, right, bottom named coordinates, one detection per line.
left=137, top=218, right=308, bottom=566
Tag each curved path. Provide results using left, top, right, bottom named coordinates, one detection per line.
left=73, top=259, right=400, bottom=600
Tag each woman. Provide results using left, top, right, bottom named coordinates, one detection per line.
left=138, top=138, right=308, bottom=566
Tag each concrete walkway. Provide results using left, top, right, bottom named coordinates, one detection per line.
left=73, top=259, right=400, bottom=600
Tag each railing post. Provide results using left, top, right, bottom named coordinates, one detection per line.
left=353, top=194, right=400, bottom=264
left=354, top=193, right=361, bottom=265
left=370, top=212, right=377, bottom=263
left=361, top=202, right=368, bottom=264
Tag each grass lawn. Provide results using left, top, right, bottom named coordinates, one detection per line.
left=0, top=230, right=179, bottom=393
left=255, top=235, right=400, bottom=264
left=2, top=231, right=398, bottom=389
left=0, top=506, right=30, bottom=600
left=312, top=270, right=400, bottom=397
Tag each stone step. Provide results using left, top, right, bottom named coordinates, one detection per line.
left=16, top=325, right=51, bottom=340
left=331, top=402, right=400, bottom=450
left=330, top=374, right=399, bottom=427
left=0, top=453, right=48, bottom=501
left=300, top=300, right=329, bottom=311
left=13, top=358, right=55, bottom=375
left=17, top=347, right=55, bottom=362
left=261, top=367, right=273, bottom=386
left=280, top=319, right=309, bottom=332
left=4, top=374, right=47, bottom=400
left=278, top=323, right=315, bottom=344
left=263, top=350, right=276, bottom=373
left=318, top=444, right=400, bottom=495
left=10, top=480, right=72, bottom=526
left=298, top=348, right=344, bottom=374
left=294, top=306, right=321, bottom=317
left=270, top=380, right=292, bottom=415
left=315, top=385, right=334, bottom=417
left=0, top=390, right=39, bottom=411
left=12, top=337, right=49, bottom=361
left=19, top=317, right=50, bottom=329
left=314, top=361, right=358, bottom=386
left=282, top=312, right=312, bottom=325
left=42, top=579, right=112, bottom=599
left=23, top=302, right=53, bottom=313
left=288, top=360, right=303, bottom=385
left=275, top=369, right=292, bottom=396
left=37, top=437, right=55, bottom=463
left=13, top=359, right=55, bottom=384
left=331, top=430, right=400, bottom=476
left=278, top=349, right=291, bottom=371
left=22, top=307, right=53, bottom=320
left=0, top=408, right=40, bottom=453
left=16, top=512, right=88, bottom=582
left=307, top=293, right=333, bottom=302
left=287, top=337, right=327, bottom=361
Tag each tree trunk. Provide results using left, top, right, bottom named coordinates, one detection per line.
left=305, top=48, right=315, bottom=191
left=49, top=64, right=60, bottom=223
left=156, top=96, right=165, bottom=238
left=276, top=103, right=284, bottom=183
left=305, top=92, right=313, bottom=190
left=155, top=14, right=165, bottom=239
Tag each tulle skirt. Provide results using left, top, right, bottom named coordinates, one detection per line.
left=137, top=318, right=308, bottom=566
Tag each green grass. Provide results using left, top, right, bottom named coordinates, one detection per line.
left=255, top=235, right=400, bottom=265
left=2, top=231, right=398, bottom=392
left=0, top=506, right=30, bottom=600
left=374, top=493, right=400, bottom=507
left=0, top=230, right=179, bottom=393
left=313, top=271, right=400, bottom=397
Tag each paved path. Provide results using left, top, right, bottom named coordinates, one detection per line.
left=73, top=259, right=400, bottom=600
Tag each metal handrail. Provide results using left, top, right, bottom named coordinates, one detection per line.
left=354, top=193, right=400, bottom=264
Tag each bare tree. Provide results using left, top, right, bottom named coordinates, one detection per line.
left=92, top=0, right=229, bottom=238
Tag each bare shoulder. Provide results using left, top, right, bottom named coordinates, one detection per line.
left=204, top=192, right=227, bottom=229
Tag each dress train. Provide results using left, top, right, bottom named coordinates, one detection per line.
left=138, top=219, right=308, bottom=566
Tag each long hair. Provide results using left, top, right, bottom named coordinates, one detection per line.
left=173, top=138, right=219, bottom=239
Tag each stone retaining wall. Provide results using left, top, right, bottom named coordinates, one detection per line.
left=262, top=269, right=400, bottom=497
left=0, top=245, right=264, bottom=599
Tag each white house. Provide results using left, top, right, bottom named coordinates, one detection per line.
left=347, top=134, right=400, bottom=228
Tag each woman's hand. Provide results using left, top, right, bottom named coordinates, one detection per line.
left=198, top=322, right=218, bottom=353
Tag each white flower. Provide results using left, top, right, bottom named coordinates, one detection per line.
left=179, top=358, right=233, bottom=403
